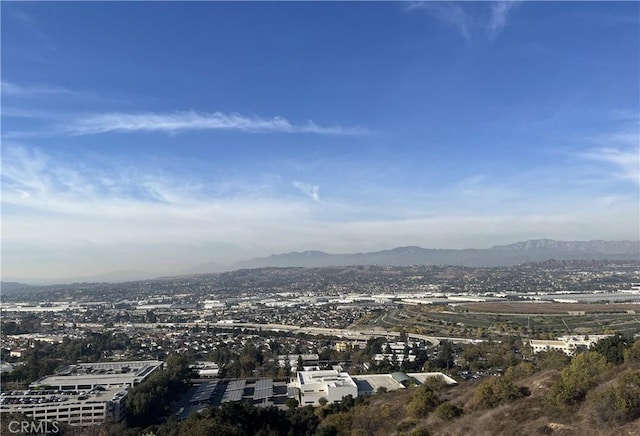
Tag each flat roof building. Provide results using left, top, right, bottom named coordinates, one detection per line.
left=352, top=372, right=456, bottom=395
left=291, top=370, right=358, bottom=406
left=30, top=360, right=163, bottom=390
left=530, top=335, right=612, bottom=356
left=0, top=387, right=127, bottom=427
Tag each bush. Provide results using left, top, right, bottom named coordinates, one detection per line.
left=472, top=377, right=523, bottom=409
left=285, top=398, right=299, bottom=409
left=623, top=339, right=640, bottom=363
left=589, top=370, right=640, bottom=423
left=547, top=351, right=611, bottom=406
left=504, top=362, right=535, bottom=380
left=434, top=402, right=463, bottom=420
left=406, top=385, right=441, bottom=418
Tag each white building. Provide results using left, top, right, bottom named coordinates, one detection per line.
left=291, top=370, right=358, bottom=406
left=30, top=360, right=163, bottom=390
left=529, top=334, right=612, bottom=356
left=192, top=361, right=220, bottom=378
left=352, top=372, right=457, bottom=395
left=0, top=387, right=128, bottom=426
left=1, top=360, right=164, bottom=427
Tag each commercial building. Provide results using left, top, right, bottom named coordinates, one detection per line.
left=352, top=372, right=457, bottom=395
left=29, top=360, right=163, bottom=390
left=0, top=387, right=127, bottom=426
left=0, top=360, right=163, bottom=427
left=290, top=370, right=358, bottom=406
left=529, top=335, right=611, bottom=356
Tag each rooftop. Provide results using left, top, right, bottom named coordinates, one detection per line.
left=30, top=360, right=163, bottom=389
left=297, top=370, right=357, bottom=388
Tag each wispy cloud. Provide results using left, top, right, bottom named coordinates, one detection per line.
left=581, top=147, right=640, bottom=185
left=292, top=181, right=321, bottom=203
left=59, top=111, right=368, bottom=136
left=3, top=108, right=369, bottom=137
left=406, top=1, right=519, bottom=40
left=488, top=1, right=519, bottom=37
left=577, top=123, right=640, bottom=185
left=406, top=2, right=472, bottom=41
left=1, top=80, right=79, bottom=97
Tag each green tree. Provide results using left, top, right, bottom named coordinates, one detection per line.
left=433, top=341, right=455, bottom=369
left=591, top=334, right=631, bottom=365
left=547, top=351, right=611, bottom=406
left=623, top=339, right=640, bottom=363
left=285, top=398, right=299, bottom=409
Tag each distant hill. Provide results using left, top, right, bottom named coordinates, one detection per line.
left=229, top=239, right=640, bottom=270
left=0, top=281, right=34, bottom=293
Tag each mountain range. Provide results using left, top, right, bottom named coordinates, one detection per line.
left=195, top=239, right=640, bottom=272
left=4, top=239, right=638, bottom=285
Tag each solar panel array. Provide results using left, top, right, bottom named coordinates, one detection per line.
left=253, top=379, right=273, bottom=401
left=190, top=381, right=218, bottom=404
left=221, top=379, right=246, bottom=403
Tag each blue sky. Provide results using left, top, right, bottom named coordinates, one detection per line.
left=2, top=1, right=639, bottom=282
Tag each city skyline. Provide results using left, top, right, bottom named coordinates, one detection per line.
left=2, top=2, right=639, bottom=281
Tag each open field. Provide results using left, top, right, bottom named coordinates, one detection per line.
left=460, top=302, right=640, bottom=314
left=366, top=306, right=640, bottom=339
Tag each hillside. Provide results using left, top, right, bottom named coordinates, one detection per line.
left=107, top=337, right=639, bottom=436
left=325, top=364, right=640, bottom=436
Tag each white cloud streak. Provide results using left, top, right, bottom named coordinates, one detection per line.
left=488, top=1, right=518, bottom=36
left=578, top=123, right=640, bottom=185
left=407, top=2, right=472, bottom=41
left=406, top=1, right=519, bottom=40
left=57, top=111, right=369, bottom=136
left=581, top=147, right=640, bottom=185
left=1, top=81, right=78, bottom=97
left=293, top=181, right=321, bottom=203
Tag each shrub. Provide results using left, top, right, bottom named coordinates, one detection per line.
left=589, top=370, right=640, bottom=423
left=472, top=377, right=523, bottom=409
left=504, top=362, right=535, bottom=380
left=434, top=402, right=463, bottom=420
left=623, top=339, right=640, bottom=363
left=406, top=385, right=441, bottom=418
left=285, top=398, right=299, bottom=409
left=547, top=351, right=611, bottom=406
